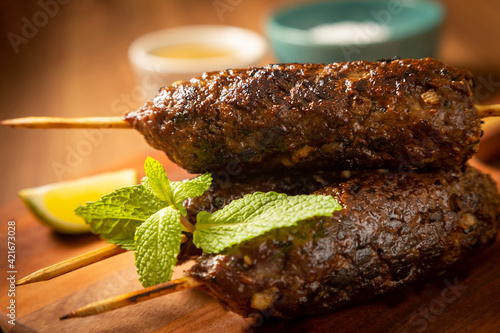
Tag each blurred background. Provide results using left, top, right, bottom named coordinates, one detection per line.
left=1, top=0, right=500, bottom=205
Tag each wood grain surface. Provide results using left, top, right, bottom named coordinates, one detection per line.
left=1, top=0, right=500, bottom=332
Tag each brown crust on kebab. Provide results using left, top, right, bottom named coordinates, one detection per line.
left=125, top=58, right=481, bottom=173
left=189, top=165, right=500, bottom=318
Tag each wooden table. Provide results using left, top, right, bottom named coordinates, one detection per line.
left=1, top=0, right=500, bottom=332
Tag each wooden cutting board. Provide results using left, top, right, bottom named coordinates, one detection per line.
left=0, top=153, right=499, bottom=333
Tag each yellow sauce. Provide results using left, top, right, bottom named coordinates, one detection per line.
left=149, top=43, right=236, bottom=59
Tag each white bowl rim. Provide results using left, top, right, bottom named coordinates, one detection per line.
left=128, top=25, right=268, bottom=74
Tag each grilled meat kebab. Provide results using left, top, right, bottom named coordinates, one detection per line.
left=188, top=165, right=500, bottom=318
left=125, top=58, right=481, bottom=173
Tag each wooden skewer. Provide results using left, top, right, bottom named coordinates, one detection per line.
left=0, top=116, right=129, bottom=129
left=476, top=104, right=500, bottom=117
left=1, top=104, right=499, bottom=130
left=17, top=235, right=188, bottom=286
left=16, top=244, right=127, bottom=286
left=60, top=276, right=202, bottom=319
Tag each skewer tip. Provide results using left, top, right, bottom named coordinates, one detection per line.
left=15, top=244, right=127, bottom=286
left=16, top=273, right=48, bottom=286
left=0, top=116, right=130, bottom=129
left=0, top=118, right=19, bottom=127
left=15, top=279, right=29, bottom=287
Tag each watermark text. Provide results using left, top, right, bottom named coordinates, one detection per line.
left=6, top=220, right=17, bottom=325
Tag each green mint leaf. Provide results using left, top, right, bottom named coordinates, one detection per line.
left=75, top=185, right=167, bottom=250
left=142, top=157, right=174, bottom=205
left=134, top=206, right=182, bottom=287
left=109, top=238, right=136, bottom=250
left=193, top=192, right=342, bottom=253
left=140, top=177, right=154, bottom=197
left=170, top=173, right=212, bottom=215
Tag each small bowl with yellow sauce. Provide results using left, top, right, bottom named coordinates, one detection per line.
left=128, top=25, right=268, bottom=100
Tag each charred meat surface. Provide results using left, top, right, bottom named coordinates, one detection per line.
left=125, top=58, right=481, bottom=173
left=189, top=165, right=500, bottom=318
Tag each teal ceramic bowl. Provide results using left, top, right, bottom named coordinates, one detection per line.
left=267, top=0, right=444, bottom=63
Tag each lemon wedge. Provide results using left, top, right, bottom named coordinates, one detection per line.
left=19, top=169, right=138, bottom=234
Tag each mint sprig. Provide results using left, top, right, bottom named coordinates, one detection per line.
left=194, top=192, right=342, bottom=253
left=77, top=157, right=211, bottom=287
left=76, top=157, right=342, bottom=288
